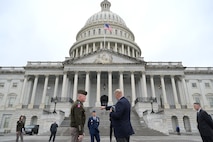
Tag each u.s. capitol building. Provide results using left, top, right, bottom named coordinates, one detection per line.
left=0, top=0, right=213, bottom=135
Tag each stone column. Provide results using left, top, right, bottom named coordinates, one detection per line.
left=171, top=76, right=181, bottom=108
left=72, top=72, right=78, bottom=101
left=61, top=73, right=68, bottom=98
left=131, top=72, right=136, bottom=106
left=93, top=42, right=96, bottom=51
left=18, top=76, right=28, bottom=107
left=181, top=77, right=192, bottom=108
left=108, top=71, right=113, bottom=105
left=198, top=80, right=209, bottom=108
left=121, top=44, right=124, bottom=54
left=53, top=75, right=59, bottom=98
left=119, top=72, right=124, bottom=93
left=40, top=75, right=49, bottom=108
left=95, top=72, right=101, bottom=106
left=84, top=72, right=90, bottom=107
left=160, top=75, right=169, bottom=108
left=127, top=46, right=130, bottom=56
left=80, top=46, right=83, bottom=56
left=86, top=44, right=89, bottom=54
left=142, top=72, right=148, bottom=98
left=28, top=75, right=39, bottom=109
left=107, top=42, right=110, bottom=50
left=150, top=75, right=156, bottom=98
left=76, top=48, right=79, bottom=57
left=132, top=49, right=135, bottom=57
left=114, top=43, right=117, bottom=52
left=100, top=42, right=103, bottom=49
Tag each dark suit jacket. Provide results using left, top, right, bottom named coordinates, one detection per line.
left=197, top=109, right=213, bottom=136
left=87, top=116, right=100, bottom=134
left=50, top=123, right=58, bottom=133
left=110, top=97, right=134, bottom=138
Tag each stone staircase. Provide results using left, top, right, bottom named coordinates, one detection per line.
left=53, top=107, right=166, bottom=136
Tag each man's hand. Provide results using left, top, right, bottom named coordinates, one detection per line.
left=78, top=135, right=84, bottom=141
left=100, top=106, right=106, bottom=110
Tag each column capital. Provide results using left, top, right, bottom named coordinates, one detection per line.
left=119, top=71, right=123, bottom=74
left=130, top=71, right=135, bottom=74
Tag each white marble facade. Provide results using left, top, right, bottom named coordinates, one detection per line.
left=1, top=0, right=213, bottom=134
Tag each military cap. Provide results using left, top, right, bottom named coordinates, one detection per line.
left=77, top=90, right=87, bottom=96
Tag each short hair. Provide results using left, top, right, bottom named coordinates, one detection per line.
left=194, top=102, right=200, bottom=105
left=114, top=89, right=123, bottom=95
left=77, top=90, right=87, bottom=96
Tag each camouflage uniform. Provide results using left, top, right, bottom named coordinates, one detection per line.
left=70, top=100, right=86, bottom=142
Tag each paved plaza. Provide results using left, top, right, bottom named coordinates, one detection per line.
left=0, top=135, right=202, bottom=142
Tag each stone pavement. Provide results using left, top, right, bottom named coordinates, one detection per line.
left=0, top=135, right=202, bottom=142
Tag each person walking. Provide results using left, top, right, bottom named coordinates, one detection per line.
left=49, top=122, right=58, bottom=142
left=109, top=89, right=134, bottom=142
left=88, top=110, right=100, bottom=142
left=70, top=90, right=87, bottom=142
left=16, top=115, right=25, bottom=142
left=194, top=102, right=213, bottom=142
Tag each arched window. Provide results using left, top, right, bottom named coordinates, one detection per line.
left=171, top=116, right=179, bottom=132
left=93, top=29, right=95, bottom=35
left=183, top=116, right=191, bottom=132
left=31, top=116, right=38, bottom=125
left=98, top=29, right=101, bottom=34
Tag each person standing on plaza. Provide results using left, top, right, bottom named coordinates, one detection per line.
left=16, top=115, right=25, bottom=142
left=49, top=121, right=58, bottom=142
left=109, top=89, right=134, bottom=142
left=88, top=110, right=100, bottom=142
left=70, top=90, right=87, bottom=142
left=193, top=102, right=213, bottom=142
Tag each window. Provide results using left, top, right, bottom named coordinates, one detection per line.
left=98, top=29, right=101, bottom=34
left=12, top=83, right=18, bottom=88
left=120, top=31, right=122, bottom=36
left=208, top=98, right=213, bottom=107
left=192, top=83, right=197, bottom=88
left=93, top=29, right=95, bottom=35
left=8, top=96, right=16, bottom=107
left=2, top=114, right=11, bottom=129
left=0, top=83, right=4, bottom=88
left=194, top=97, right=200, bottom=104
left=205, top=83, right=210, bottom=88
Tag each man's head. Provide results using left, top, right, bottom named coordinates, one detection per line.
left=77, top=90, right=87, bottom=102
left=193, top=102, right=201, bottom=111
left=92, top=110, right=96, bottom=117
left=114, top=89, right=123, bottom=100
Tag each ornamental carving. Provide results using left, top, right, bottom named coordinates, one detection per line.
left=94, top=53, right=113, bottom=64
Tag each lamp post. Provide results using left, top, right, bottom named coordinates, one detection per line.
left=51, top=97, right=58, bottom=114
left=150, top=99, right=154, bottom=113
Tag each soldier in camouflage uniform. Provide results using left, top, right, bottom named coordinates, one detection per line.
left=70, top=90, right=87, bottom=142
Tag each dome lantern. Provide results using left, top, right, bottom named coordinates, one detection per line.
left=101, top=0, right=111, bottom=11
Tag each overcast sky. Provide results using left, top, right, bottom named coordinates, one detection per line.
left=1, top=0, right=213, bottom=67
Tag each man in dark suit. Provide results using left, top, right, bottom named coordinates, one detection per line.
left=194, top=102, right=213, bottom=142
left=88, top=110, right=100, bottom=142
left=49, top=122, right=58, bottom=142
left=109, top=89, right=134, bottom=142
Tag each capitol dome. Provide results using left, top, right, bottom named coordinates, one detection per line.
left=85, top=0, right=127, bottom=27
left=69, top=0, right=142, bottom=59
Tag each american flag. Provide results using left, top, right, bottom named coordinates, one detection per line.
left=104, top=23, right=112, bottom=32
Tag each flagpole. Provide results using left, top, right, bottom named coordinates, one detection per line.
left=104, top=30, right=106, bottom=49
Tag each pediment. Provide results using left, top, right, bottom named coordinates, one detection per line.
left=64, top=50, right=144, bottom=65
